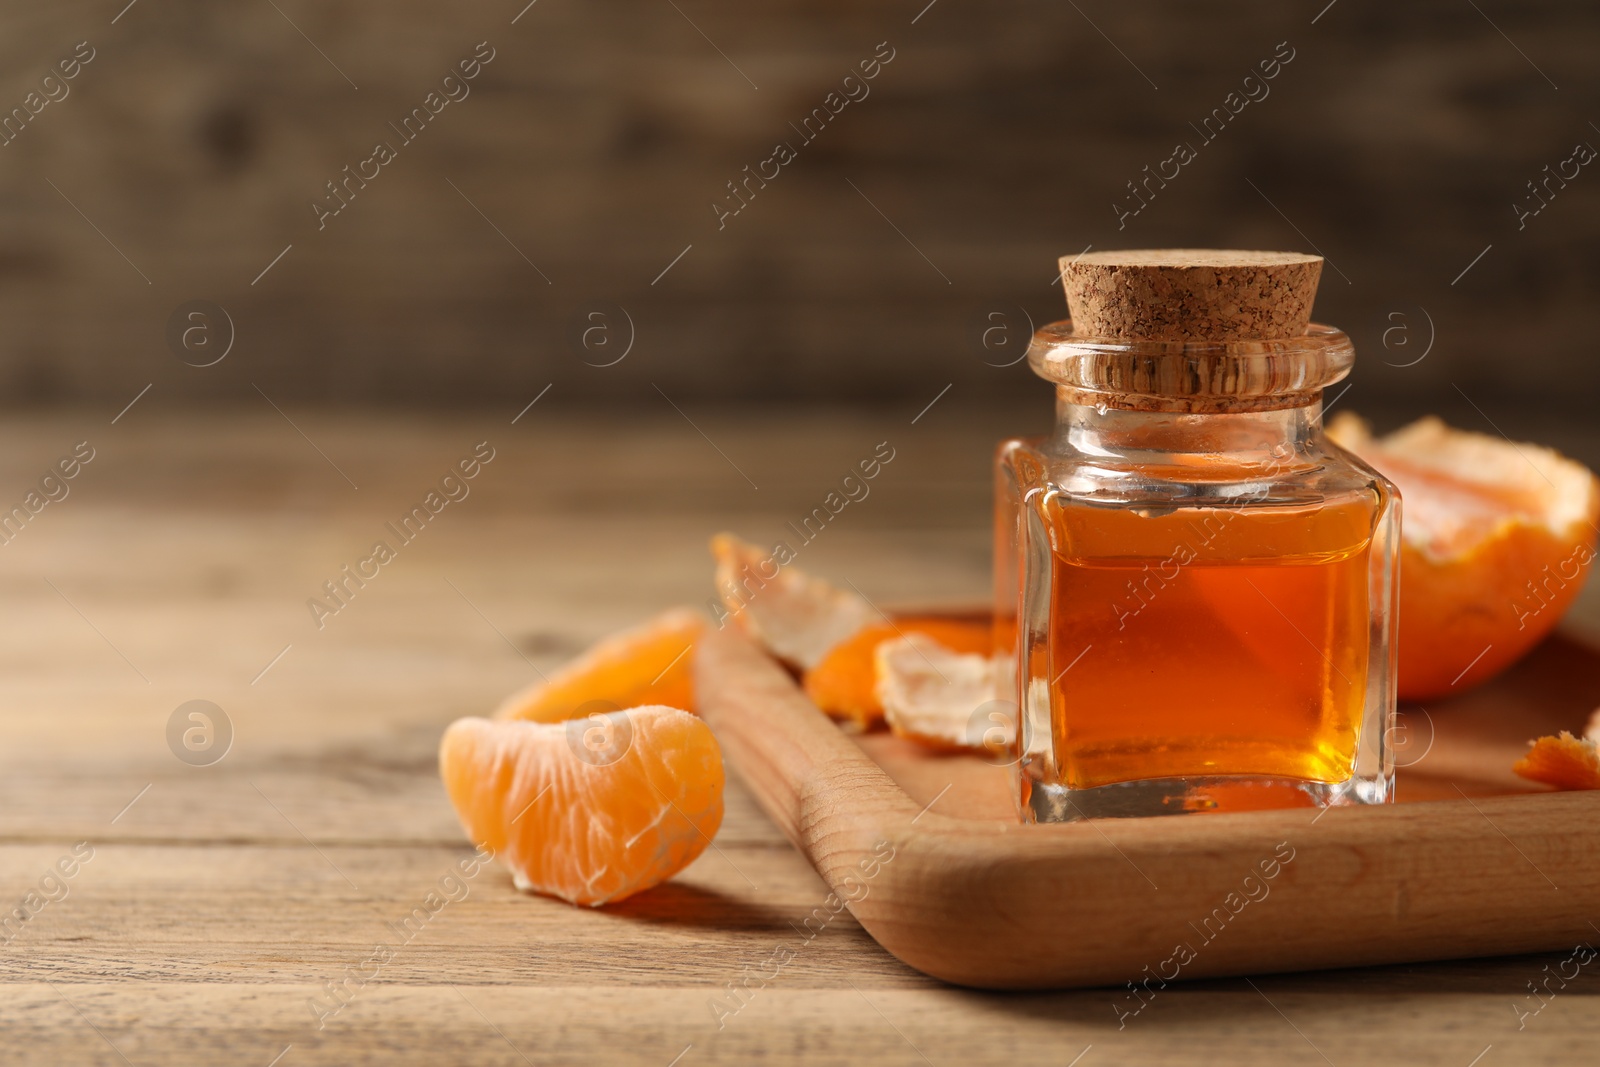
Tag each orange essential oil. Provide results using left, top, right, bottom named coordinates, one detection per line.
left=995, top=250, right=1399, bottom=821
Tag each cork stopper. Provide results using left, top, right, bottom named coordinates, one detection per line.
left=1059, top=249, right=1322, bottom=342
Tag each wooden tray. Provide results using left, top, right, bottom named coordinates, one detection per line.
left=695, top=624, right=1600, bottom=990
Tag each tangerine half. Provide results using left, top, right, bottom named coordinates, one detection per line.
left=495, top=608, right=705, bottom=722
left=1329, top=414, right=1599, bottom=700
left=439, top=707, right=724, bottom=906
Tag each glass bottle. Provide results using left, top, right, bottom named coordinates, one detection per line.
left=995, top=250, right=1399, bottom=822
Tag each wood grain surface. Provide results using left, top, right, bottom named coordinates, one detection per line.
left=696, top=624, right=1600, bottom=990
left=0, top=1, right=1597, bottom=417
left=1, top=407, right=1598, bottom=1065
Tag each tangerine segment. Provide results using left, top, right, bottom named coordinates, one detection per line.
left=711, top=533, right=874, bottom=669
left=804, top=617, right=992, bottom=728
left=439, top=707, right=724, bottom=907
left=495, top=609, right=704, bottom=723
left=1329, top=414, right=1599, bottom=700
left=1514, top=732, right=1600, bottom=791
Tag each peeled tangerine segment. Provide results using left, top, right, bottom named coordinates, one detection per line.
left=439, top=707, right=724, bottom=907
left=1328, top=413, right=1599, bottom=700
left=875, top=634, right=1004, bottom=752
left=711, top=533, right=874, bottom=669
left=495, top=609, right=705, bottom=722
left=805, top=617, right=992, bottom=729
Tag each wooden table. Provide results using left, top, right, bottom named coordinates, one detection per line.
left=3, top=406, right=1597, bottom=1065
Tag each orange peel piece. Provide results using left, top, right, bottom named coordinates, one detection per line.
left=440, top=707, right=724, bottom=906
left=804, top=617, right=992, bottom=728
left=1329, top=413, right=1599, bottom=700
left=875, top=634, right=1003, bottom=751
left=710, top=533, right=873, bottom=669
left=1513, top=731, right=1600, bottom=792
left=495, top=608, right=704, bottom=723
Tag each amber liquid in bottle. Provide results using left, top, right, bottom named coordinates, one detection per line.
left=1003, top=250, right=1399, bottom=821
left=1038, top=489, right=1375, bottom=791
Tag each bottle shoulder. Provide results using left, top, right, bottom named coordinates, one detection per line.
left=995, top=432, right=1398, bottom=513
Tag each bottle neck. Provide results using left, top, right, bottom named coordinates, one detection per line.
left=1026, top=320, right=1354, bottom=420
left=1053, top=388, right=1326, bottom=463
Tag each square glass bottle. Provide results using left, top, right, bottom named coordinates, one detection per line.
left=995, top=250, right=1400, bottom=822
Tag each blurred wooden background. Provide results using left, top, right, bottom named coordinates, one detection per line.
left=0, top=0, right=1596, bottom=426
